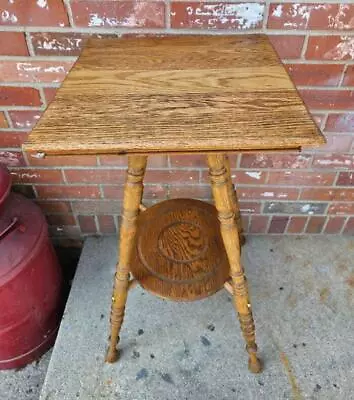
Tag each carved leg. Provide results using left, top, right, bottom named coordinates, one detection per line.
left=207, top=153, right=262, bottom=373
left=106, top=155, right=147, bottom=363
left=224, top=155, right=245, bottom=246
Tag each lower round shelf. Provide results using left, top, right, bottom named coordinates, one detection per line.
left=130, top=198, right=230, bottom=301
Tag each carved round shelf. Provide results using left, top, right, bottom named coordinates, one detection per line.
left=131, top=198, right=230, bottom=301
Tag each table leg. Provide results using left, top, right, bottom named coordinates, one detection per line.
left=224, top=155, right=245, bottom=246
left=207, top=153, right=262, bottom=373
left=106, top=155, right=147, bottom=363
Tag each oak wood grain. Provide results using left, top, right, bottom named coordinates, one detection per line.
left=24, top=35, right=325, bottom=155
left=130, top=198, right=230, bottom=301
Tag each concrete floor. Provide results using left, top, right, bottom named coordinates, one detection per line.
left=1, top=236, right=354, bottom=399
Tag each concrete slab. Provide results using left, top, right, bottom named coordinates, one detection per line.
left=40, top=236, right=354, bottom=400
left=0, top=350, right=51, bottom=400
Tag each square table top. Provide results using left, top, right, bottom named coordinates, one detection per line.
left=24, top=35, right=325, bottom=156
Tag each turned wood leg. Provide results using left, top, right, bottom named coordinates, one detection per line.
left=106, top=155, right=147, bottom=363
left=224, top=155, right=245, bottom=246
left=207, top=153, right=262, bottom=373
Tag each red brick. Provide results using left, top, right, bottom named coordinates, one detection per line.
left=169, top=185, right=211, bottom=199
left=43, top=88, right=58, bottom=105
left=170, top=154, right=206, bottom=168
left=268, top=216, right=289, bottom=234
left=65, top=169, right=125, bottom=184
left=240, top=153, right=311, bottom=169
left=99, top=155, right=127, bottom=167
left=238, top=187, right=299, bottom=201
left=30, top=32, right=86, bottom=56
left=336, top=172, right=354, bottom=186
left=286, top=64, right=343, bottom=87
left=324, top=216, right=346, bottom=233
left=8, top=111, right=42, bottom=130
left=0, top=132, right=28, bottom=147
left=201, top=170, right=267, bottom=184
left=36, top=200, right=72, bottom=214
left=71, top=200, right=121, bottom=215
left=0, top=87, right=41, bottom=106
left=343, top=65, right=354, bottom=86
left=325, top=114, right=354, bottom=133
left=26, top=154, right=97, bottom=166
left=306, top=36, right=354, bottom=61
left=249, top=215, right=269, bottom=234
left=47, top=214, right=76, bottom=226
left=268, top=171, right=335, bottom=186
left=328, top=203, right=354, bottom=215
left=287, top=216, right=308, bottom=233
left=0, top=150, right=25, bottom=167
left=268, top=3, right=313, bottom=30
left=0, top=61, right=73, bottom=83
left=71, top=1, right=165, bottom=28
left=10, top=168, right=63, bottom=184
left=103, top=184, right=167, bottom=199
left=301, top=188, right=354, bottom=202
left=98, top=215, right=116, bottom=234
left=306, top=216, right=326, bottom=233
left=171, top=2, right=264, bottom=30
left=299, top=90, right=354, bottom=111
left=0, top=32, right=28, bottom=55
left=78, top=215, right=97, bottom=234
left=309, top=4, right=354, bottom=30
left=268, top=35, right=305, bottom=59
left=239, top=202, right=261, bottom=214
left=312, top=134, right=352, bottom=153
left=343, top=217, right=354, bottom=234
left=0, top=0, right=69, bottom=26
left=36, top=185, right=100, bottom=199
left=313, top=153, right=354, bottom=169
left=145, top=170, right=199, bottom=184
left=268, top=4, right=354, bottom=30
left=0, top=111, right=8, bottom=128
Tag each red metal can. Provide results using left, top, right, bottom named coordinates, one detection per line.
left=0, top=165, right=11, bottom=212
left=0, top=193, right=62, bottom=370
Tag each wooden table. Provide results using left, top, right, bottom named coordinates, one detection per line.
left=24, top=35, right=325, bottom=374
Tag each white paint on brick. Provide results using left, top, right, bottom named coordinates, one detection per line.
left=186, top=3, right=264, bottom=29
left=37, top=0, right=48, bottom=9
left=11, top=172, right=40, bottom=179
left=31, top=152, right=46, bottom=159
left=245, top=171, right=262, bottom=180
left=324, top=36, right=354, bottom=60
left=17, top=62, right=41, bottom=73
left=1, top=10, right=18, bottom=23
left=39, top=38, right=82, bottom=52
left=262, top=192, right=275, bottom=197
left=328, top=5, right=354, bottom=30
left=272, top=5, right=283, bottom=18
left=301, top=204, right=311, bottom=213
left=316, top=158, right=352, bottom=167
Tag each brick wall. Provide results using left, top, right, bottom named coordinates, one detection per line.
left=0, top=0, right=354, bottom=243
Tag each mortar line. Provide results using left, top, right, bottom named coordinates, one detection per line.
left=1, top=25, right=354, bottom=36
left=64, top=0, right=76, bottom=28
left=165, top=0, right=171, bottom=30
left=338, top=64, right=348, bottom=87
left=3, top=110, right=13, bottom=129
left=24, top=32, right=36, bottom=57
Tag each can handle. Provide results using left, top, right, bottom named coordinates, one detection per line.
left=0, top=217, right=19, bottom=241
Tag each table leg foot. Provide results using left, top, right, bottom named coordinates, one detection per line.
left=207, top=153, right=262, bottom=373
left=106, top=155, right=147, bottom=364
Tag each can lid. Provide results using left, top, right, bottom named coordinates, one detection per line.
left=0, top=165, right=11, bottom=209
left=0, top=193, right=46, bottom=282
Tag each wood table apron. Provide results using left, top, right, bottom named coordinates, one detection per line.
left=23, top=35, right=325, bottom=374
